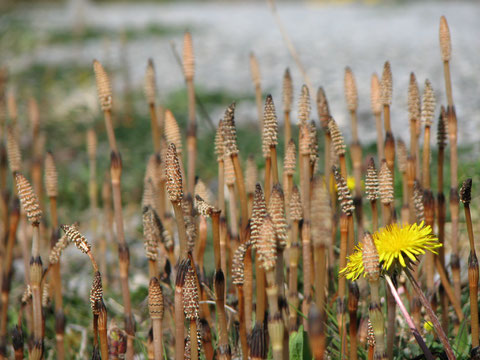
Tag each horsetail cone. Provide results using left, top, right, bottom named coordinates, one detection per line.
left=421, top=79, right=436, bottom=127
left=183, top=31, right=195, bottom=81
left=298, top=84, right=311, bottom=126
left=439, top=16, right=451, bottom=62
left=143, top=206, right=162, bottom=260
left=362, top=232, right=380, bottom=282
left=44, top=152, right=58, bottom=198
left=7, top=125, right=21, bottom=173
left=142, top=178, right=157, bottom=211
left=268, top=184, right=288, bottom=249
left=90, top=271, right=103, bottom=314
left=299, top=123, right=311, bottom=156
left=93, top=60, right=112, bottom=111
left=413, top=181, right=425, bottom=222
left=262, top=95, right=278, bottom=158
left=284, top=140, right=296, bottom=176
left=381, top=61, right=392, bottom=106
left=182, top=263, right=199, bottom=321
left=195, top=195, right=216, bottom=217
left=311, top=177, right=332, bottom=246
left=194, top=179, right=212, bottom=205
left=61, top=224, right=92, bottom=254
left=164, top=110, right=183, bottom=154
left=370, top=73, right=382, bottom=115
left=49, top=232, right=71, bottom=264
left=366, top=158, right=380, bottom=201
left=460, top=178, right=472, bottom=205
left=215, top=119, right=224, bottom=161
left=289, top=185, right=303, bottom=221
left=328, top=117, right=346, bottom=156
left=232, top=241, right=248, bottom=286
left=333, top=166, right=354, bottom=215
left=221, top=102, right=239, bottom=156
left=344, top=66, right=358, bottom=112
left=250, top=184, right=267, bottom=246
left=316, top=87, right=331, bottom=130
left=379, top=160, right=394, bottom=205
left=148, top=277, right=164, bottom=320
left=408, top=73, right=421, bottom=124
left=144, top=59, right=157, bottom=105
left=437, top=106, right=448, bottom=148
left=16, top=173, right=42, bottom=225
left=308, top=120, right=319, bottom=163
left=257, top=214, right=277, bottom=272
left=165, top=143, right=183, bottom=203
left=283, top=68, right=293, bottom=113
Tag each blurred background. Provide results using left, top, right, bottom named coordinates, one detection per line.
left=0, top=0, right=478, bottom=214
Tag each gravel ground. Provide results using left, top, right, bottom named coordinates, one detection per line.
left=4, top=1, right=480, bottom=144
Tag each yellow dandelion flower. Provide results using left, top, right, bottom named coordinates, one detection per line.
left=339, top=243, right=364, bottom=281
left=340, top=222, right=441, bottom=280
left=375, top=221, right=441, bottom=270
left=423, top=321, right=434, bottom=333
left=334, top=176, right=359, bottom=192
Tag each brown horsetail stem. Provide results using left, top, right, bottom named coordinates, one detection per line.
left=288, top=185, right=302, bottom=332
left=371, top=73, right=384, bottom=160
left=144, top=59, right=161, bottom=153
left=283, top=68, right=293, bottom=144
left=16, top=174, right=43, bottom=351
left=249, top=52, right=263, bottom=129
left=109, top=152, right=135, bottom=359
left=44, top=151, right=65, bottom=359
left=183, top=31, right=197, bottom=195
left=461, top=178, right=479, bottom=348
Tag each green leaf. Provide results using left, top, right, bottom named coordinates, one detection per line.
left=289, top=325, right=312, bottom=360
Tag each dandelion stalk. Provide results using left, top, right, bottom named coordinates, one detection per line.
left=460, top=179, right=479, bottom=348
left=404, top=267, right=456, bottom=359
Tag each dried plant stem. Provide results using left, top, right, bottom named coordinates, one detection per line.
left=186, top=78, right=196, bottom=196
left=300, top=153, right=312, bottom=310
left=174, top=282, right=184, bottom=360
left=288, top=220, right=300, bottom=332
left=284, top=110, right=291, bottom=146
left=265, top=271, right=284, bottom=360
left=267, top=0, right=312, bottom=90
left=231, top=154, right=248, bottom=236
left=244, top=246, right=253, bottom=333
left=254, top=85, right=263, bottom=130
left=375, top=112, right=385, bottom=161
left=30, top=225, right=43, bottom=344
left=437, top=142, right=448, bottom=329
left=218, top=159, right=225, bottom=215
left=220, top=219, right=229, bottom=282
left=434, top=257, right=463, bottom=321
left=237, top=284, right=248, bottom=359
left=49, top=197, right=65, bottom=360
left=367, top=281, right=386, bottom=359
left=98, top=302, right=109, bottom=360
left=384, top=275, right=434, bottom=360
left=337, top=214, right=348, bottom=355
left=0, top=203, right=20, bottom=352
left=348, top=283, right=359, bottom=360
left=422, top=126, right=432, bottom=189
left=383, top=105, right=391, bottom=133
left=172, top=200, right=188, bottom=258
left=111, top=161, right=135, bottom=359
left=149, top=103, right=161, bottom=153
left=270, top=146, right=279, bottom=186
left=371, top=200, right=378, bottom=232
left=214, top=270, right=230, bottom=360
left=351, top=141, right=363, bottom=241
left=265, top=157, right=272, bottom=203
left=464, top=202, right=479, bottom=347
left=190, top=319, right=198, bottom=360
left=404, top=267, right=456, bottom=360
left=255, top=254, right=267, bottom=324
left=443, top=61, right=453, bottom=108
left=227, top=184, right=239, bottom=242
left=195, top=216, right=207, bottom=270
left=313, top=246, right=327, bottom=357
left=104, top=110, right=118, bottom=152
